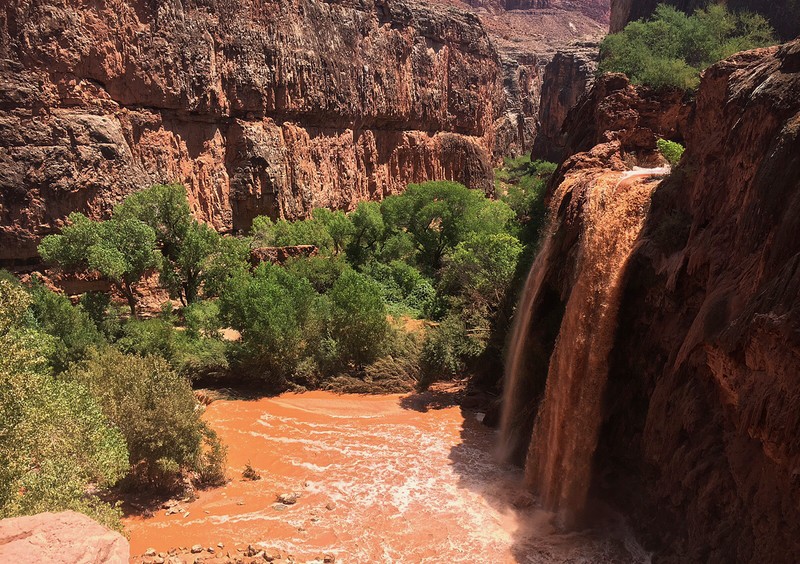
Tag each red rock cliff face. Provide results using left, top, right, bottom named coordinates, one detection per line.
left=513, top=40, right=800, bottom=562
left=0, top=0, right=505, bottom=261
left=581, top=42, right=800, bottom=562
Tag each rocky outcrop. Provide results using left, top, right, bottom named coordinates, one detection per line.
left=610, top=0, right=800, bottom=41
left=0, top=0, right=505, bottom=261
left=526, top=41, right=800, bottom=561
left=0, top=511, right=129, bottom=563
left=557, top=73, right=691, bottom=159
left=530, top=46, right=597, bottom=162
left=594, top=40, right=800, bottom=563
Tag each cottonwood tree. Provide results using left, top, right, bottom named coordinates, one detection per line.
left=115, top=184, right=222, bottom=305
left=39, top=213, right=159, bottom=316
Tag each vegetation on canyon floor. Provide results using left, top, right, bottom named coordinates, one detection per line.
left=0, top=158, right=555, bottom=527
left=599, top=4, right=776, bottom=90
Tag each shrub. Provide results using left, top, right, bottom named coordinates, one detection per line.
left=0, top=281, right=128, bottom=529
left=116, top=318, right=177, bottom=362
left=599, top=4, right=775, bottom=90
left=66, top=349, right=217, bottom=490
left=657, top=138, right=686, bottom=166
left=28, top=283, right=106, bottom=373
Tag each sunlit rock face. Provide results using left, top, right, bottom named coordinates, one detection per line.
left=0, top=0, right=505, bottom=261
left=0, top=511, right=129, bottom=563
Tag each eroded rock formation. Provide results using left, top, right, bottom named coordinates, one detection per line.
left=0, top=511, right=130, bottom=563
left=596, top=40, right=800, bottom=563
left=511, top=40, right=800, bottom=561
left=0, top=0, right=506, bottom=261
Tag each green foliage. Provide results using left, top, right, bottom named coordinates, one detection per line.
left=251, top=211, right=336, bottom=255
left=419, top=313, right=484, bottom=388
left=312, top=208, right=354, bottom=255
left=116, top=318, right=177, bottom=361
left=657, top=138, right=686, bottom=165
left=441, top=232, right=523, bottom=311
left=345, top=201, right=388, bottom=264
left=219, top=264, right=321, bottom=383
left=0, top=281, right=128, bottom=529
left=28, top=283, right=106, bottom=374
left=115, top=184, right=223, bottom=304
left=599, top=4, right=776, bottom=90
left=360, top=260, right=436, bottom=318
left=285, top=254, right=349, bottom=293
left=381, top=181, right=514, bottom=271
left=67, top=349, right=218, bottom=490
left=327, top=270, right=390, bottom=367
left=38, top=212, right=159, bottom=315
left=201, top=235, right=252, bottom=298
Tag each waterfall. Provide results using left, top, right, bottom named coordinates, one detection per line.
left=501, top=167, right=667, bottom=526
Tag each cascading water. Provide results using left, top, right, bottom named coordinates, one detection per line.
left=501, top=167, right=668, bottom=526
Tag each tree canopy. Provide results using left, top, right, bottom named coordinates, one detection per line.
left=599, top=4, right=776, bottom=90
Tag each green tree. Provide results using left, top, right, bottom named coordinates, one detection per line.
left=599, top=4, right=775, bottom=90
left=313, top=208, right=354, bottom=255
left=0, top=281, right=128, bottom=528
left=328, top=270, right=389, bottom=367
left=38, top=213, right=159, bottom=316
left=346, top=201, right=387, bottom=264
left=381, top=181, right=514, bottom=271
left=440, top=232, right=523, bottom=311
left=115, top=185, right=221, bottom=304
left=219, top=264, right=321, bottom=382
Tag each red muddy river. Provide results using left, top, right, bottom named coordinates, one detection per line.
left=125, top=390, right=648, bottom=563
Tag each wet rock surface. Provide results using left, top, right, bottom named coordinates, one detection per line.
left=530, top=40, right=800, bottom=563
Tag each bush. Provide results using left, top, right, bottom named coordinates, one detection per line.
left=116, top=318, right=177, bottom=362
left=66, top=349, right=218, bottom=490
left=599, top=4, right=776, bottom=90
left=0, top=281, right=128, bottom=529
left=285, top=254, right=348, bottom=293
left=27, top=284, right=106, bottom=373
left=657, top=138, right=686, bottom=166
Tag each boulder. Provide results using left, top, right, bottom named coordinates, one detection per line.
left=0, top=511, right=129, bottom=563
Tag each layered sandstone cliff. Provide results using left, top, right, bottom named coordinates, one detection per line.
left=0, top=0, right=609, bottom=264
left=516, top=40, right=800, bottom=561
left=0, top=0, right=506, bottom=261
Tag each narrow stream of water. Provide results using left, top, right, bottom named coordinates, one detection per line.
left=126, top=391, right=649, bottom=563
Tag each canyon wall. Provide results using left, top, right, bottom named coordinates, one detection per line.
left=610, top=0, right=800, bottom=41
left=0, top=0, right=505, bottom=261
left=514, top=40, right=800, bottom=561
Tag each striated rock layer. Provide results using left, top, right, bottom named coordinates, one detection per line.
left=512, top=41, right=800, bottom=561
left=0, top=0, right=507, bottom=261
